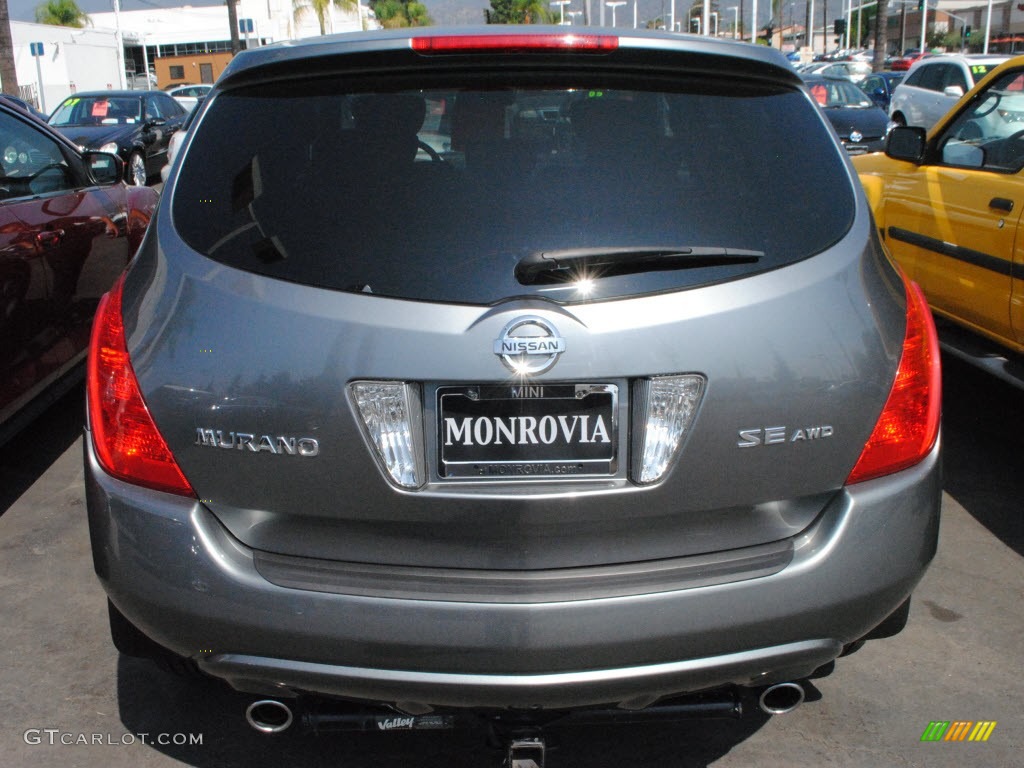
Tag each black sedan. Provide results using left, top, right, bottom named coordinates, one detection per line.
left=48, top=90, right=187, bottom=186
left=859, top=71, right=904, bottom=112
left=0, top=100, right=158, bottom=445
left=802, top=73, right=892, bottom=155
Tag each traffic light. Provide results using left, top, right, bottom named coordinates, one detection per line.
left=965, top=25, right=972, bottom=39
left=917, top=0, right=924, bottom=10
left=834, top=19, right=846, bottom=35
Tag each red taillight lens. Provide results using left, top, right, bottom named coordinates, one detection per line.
left=411, top=34, right=618, bottom=53
left=87, top=276, right=195, bottom=497
left=847, top=279, right=941, bottom=485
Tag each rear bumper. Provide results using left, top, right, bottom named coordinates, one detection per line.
left=85, top=432, right=941, bottom=710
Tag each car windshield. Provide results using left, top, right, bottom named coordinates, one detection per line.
left=173, top=77, right=855, bottom=305
left=808, top=79, right=875, bottom=108
left=50, top=96, right=142, bottom=126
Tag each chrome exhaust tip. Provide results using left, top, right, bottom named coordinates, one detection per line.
left=757, top=682, right=805, bottom=715
left=245, top=699, right=294, bottom=733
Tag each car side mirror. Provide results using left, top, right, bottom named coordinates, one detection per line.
left=145, top=117, right=167, bottom=129
left=943, top=85, right=965, bottom=99
left=83, top=151, right=124, bottom=186
left=885, top=126, right=927, bottom=163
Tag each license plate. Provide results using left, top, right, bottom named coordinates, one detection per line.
left=437, top=384, right=617, bottom=479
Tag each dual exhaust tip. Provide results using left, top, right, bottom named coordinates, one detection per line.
left=244, top=681, right=806, bottom=734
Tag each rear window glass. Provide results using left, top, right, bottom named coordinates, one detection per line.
left=173, top=76, right=854, bottom=305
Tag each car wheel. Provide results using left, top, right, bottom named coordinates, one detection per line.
left=126, top=151, right=147, bottom=187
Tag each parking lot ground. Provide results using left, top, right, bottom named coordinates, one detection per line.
left=1, top=356, right=1021, bottom=767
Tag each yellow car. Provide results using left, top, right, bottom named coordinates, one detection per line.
left=854, top=56, right=1024, bottom=384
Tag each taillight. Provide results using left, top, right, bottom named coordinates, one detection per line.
left=846, top=279, right=941, bottom=485
left=87, top=275, right=195, bottom=497
left=411, top=34, right=618, bottom=54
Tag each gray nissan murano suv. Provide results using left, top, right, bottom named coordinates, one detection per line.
left=84, top=26, right=942, bottom=745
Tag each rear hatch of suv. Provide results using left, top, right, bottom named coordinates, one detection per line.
left=121, top=32, right=907, bottom=588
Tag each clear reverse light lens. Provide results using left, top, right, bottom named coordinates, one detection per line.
left=633, top=375, right=705, bottom=485
left=350, top=381, right=425, bottom=488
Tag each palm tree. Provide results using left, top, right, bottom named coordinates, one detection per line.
left=871, top=0, right=888, bottom=70
left=0, top=0, right=18, bottom=97
left=513, top=0, right=549, bottom=23
left=293, top=0, right=358, bottom=36
left=34, top=0, right=90, bottom=27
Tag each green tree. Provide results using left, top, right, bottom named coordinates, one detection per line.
left=0, top=0, right=18, bottom=96
left=484, top=0, right=515, bottom=23
left=373, top=0, right=403, bottom=27
left=405, top=1, right=431, bottom=26
left=294, top=0, right=358, bottom=35
left=34, top=0, right=89, bottom=27
left=371, top=0, right=432, bottom=27
left=484, top=0, right=548, bottom=23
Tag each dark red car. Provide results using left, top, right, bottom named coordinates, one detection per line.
left=0, top=100, right=158, bottom=444
left=891, top=50, right=927, bottom=71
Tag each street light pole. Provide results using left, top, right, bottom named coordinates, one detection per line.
left=984, top=0, right=993, bottom=53
left=606, top=0, right=625, bottom=26
left=550, top=0, right=571, bottom=24
left=807, top=0, right=814, bottom=54
left=112, top=0, right=127, bottom=89
left=921, top=0, right=928, bottom=53
left=728, top=5, right=738, bottom=39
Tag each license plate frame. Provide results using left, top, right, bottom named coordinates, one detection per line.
left=437, top=383, right=618, bottom=480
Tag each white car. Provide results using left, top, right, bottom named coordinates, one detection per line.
left=889, top=54, right=1009, bottom=129
left=165, top=84, right=213, bottom=113
left=160, top=99, right=201, bottom=182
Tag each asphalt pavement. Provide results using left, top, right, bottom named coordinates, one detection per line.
left=0, top=354, right=1021, bottom=767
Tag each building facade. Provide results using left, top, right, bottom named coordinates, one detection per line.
left=8, top=22, right=122, bottom=113
left=89, top=1, right=374, bottom=90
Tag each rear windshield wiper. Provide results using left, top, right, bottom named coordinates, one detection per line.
left=515, top=246, right=764, bottom=285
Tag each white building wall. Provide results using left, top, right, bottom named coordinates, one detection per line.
left=9, top=23, right=122, bottom=114
left=89, top=0, right=368, bottom=51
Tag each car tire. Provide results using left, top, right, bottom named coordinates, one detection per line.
left=126, top=151, right=147, bottom=187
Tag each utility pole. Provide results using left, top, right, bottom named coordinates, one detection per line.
left=227, top=0, right=241, bottom=55
left=0, top=0, right=20, bottom=96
